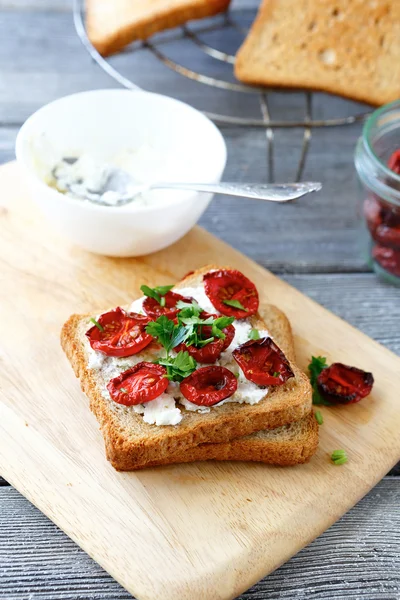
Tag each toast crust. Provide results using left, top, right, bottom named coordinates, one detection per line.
left=234, top=0, right=400, bottom=107
left=121, top=412, right=319, bottom=470
left=61, top=265, right=312, bottom=470
left=87, top=0, right=231, bottom=56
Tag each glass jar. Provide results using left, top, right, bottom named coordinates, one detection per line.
left=354, top=100, right=400, bottom=286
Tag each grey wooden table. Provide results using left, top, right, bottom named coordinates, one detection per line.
left=1, top=2, right=400, bottom=599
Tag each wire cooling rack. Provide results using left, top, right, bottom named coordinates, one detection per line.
left=73, top=0, right=372, bottom=182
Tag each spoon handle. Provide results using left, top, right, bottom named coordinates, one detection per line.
left=152, top=181, right=322, bottom=202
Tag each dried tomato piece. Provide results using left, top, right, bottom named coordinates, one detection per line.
left=180, top=366, right=237, bottom=406
left=372, top=245, right=400, bottom=277
left=204, top=269, right=259, bottom=319
left=364, top=196, right=400, bottom=250
left=176, top=311, right=235, bottom=363
left=107, top=362, right=168, bottom=406
left=143, top=291, right=193, bottom=320
left=363, top=195, right=383, bottom=237
left=317, top=362, right=374, bottom=405
left=86, top=307, right=152, bottom=357
left=388, top=149, right=400, bottom=175
left=232, top=337, right=294, bottom=386
left=374, top=223, right=400, bottom=250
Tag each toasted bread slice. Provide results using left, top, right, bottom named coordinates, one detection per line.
left=86, top=0, right=231, bottom=56
left=235, top=0, right=400, bottom=106
left=61, top=265, right=312, bottom=470
left=125, top=412, right=319, bottom=470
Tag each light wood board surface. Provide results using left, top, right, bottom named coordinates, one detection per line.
left=0, top=161, right=400, bottom=600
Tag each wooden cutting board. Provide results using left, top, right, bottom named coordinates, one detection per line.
left=1, top=161, right=400, bottom=600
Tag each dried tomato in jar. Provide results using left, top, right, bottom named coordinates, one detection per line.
left=355, top=102, right=400, bottom=285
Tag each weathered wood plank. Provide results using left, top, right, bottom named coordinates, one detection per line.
left=282, top=273, right=400, bottom=356
left=0, top=479, right=399, bottom=599
left=0, top=0, right=71, bottom=9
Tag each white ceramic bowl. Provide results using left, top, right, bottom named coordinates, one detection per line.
left=15, top=89, right=227, bottom=256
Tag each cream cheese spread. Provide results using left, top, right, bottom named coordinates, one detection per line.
left=42, top=143, right=173, bottom=207
left=86, top=282, right=271, bottom=426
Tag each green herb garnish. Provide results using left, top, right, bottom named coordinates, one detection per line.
left=315, top=410, right=323, bottom=425
left=308, top=356, right=331, bottom=405
left=234, top=371, right=239, bottom=379
left=157, top=351, right=197, bottom=382
left=176, top=299, right=201, bottom=312
left=90, top=317, right=104, bottom=332
left=331, top=449, right=347, bottom=465
left=146, top=316, right=196, bottom=382
left=140, top=284, right=174, bottom=306
left=145, top=315, right=188, bottom=355
left=249, top=328, right=260, bottom=340
left=211, top=316, right=235, bottom=339
left=177, top=308, right=233, bottom=348
left=145, top=308, right=233, bottom=383
left=273, top=371, right=280, bottom=378
left=223, top=298, right=248, bottom=311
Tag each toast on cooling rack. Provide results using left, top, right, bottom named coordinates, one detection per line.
left=235, top=0, right=400, bottom=106
left=86, top=0, right=232, bottom=56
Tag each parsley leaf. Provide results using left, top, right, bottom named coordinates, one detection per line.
left=249, top=328, right=260, bottom=340
left=176, top=310, right=233, bottom=349
left=90, top=317, right=104, bottom=332
left=145, top=315, right=188, bottom=355
left=154, top=285, right=174, bottom=295
left=176, top=299, right=201, bottom=313
left=140, top=284, right=174, bottom=306
left=223, top=299, right=248, bottom=311
left=211, top=316, right=234, bottom=339
left=308, top=356, right=331, bottom=405
left=157, top=351, right=197, bottom=382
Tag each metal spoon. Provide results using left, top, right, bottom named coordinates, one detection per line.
left=65, top=164, right=322, bottom=206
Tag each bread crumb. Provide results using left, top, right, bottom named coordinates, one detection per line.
left=319, top=49, right=336, bottom=65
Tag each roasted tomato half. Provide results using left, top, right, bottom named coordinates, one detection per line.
left=372, top=245, right=400, bottom=277
left=143, top=291, right=193, bottom=321
left=180, top=366, right=237, bottom=406
left=203, top=269, right=259, bottom=319
left=233, top=337, right=294, bottom=386
left=107, top=362, right=169, bottom=406
left=86, top=307, right=152, bottom=357
left=176, top=311, right=235, bottom=363
left=317, top=362, right=374, bottom=405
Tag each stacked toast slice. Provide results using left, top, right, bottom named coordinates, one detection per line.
left=61, top=266, right=317, bottom=470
